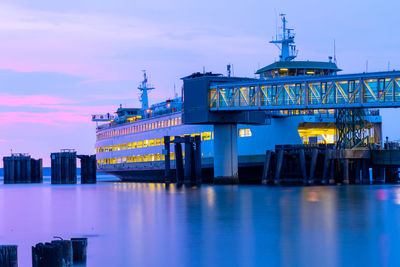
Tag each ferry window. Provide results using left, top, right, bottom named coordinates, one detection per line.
left=127, top=143, right=132, bottom=149
left=137, top=155, right=143, bottom=162
left=117, top=144, right=121, bottom=151
left=161, top=154, right=165, bottom=161
left=137, top=141, right=143, bottom=148
left=178, top=117, right=181, bottom=125
left=170, top=136, right=175, bottom=142
left=155, top=153, right=161, bottom=161
left=161, top=121, right=164, bottom=128
left=132, top=142, right=137, bottom=149
left=239, top=128, right=252, bottom=137
left=143, top=140, right=148, bottom=148
left=170, top=152, right=175, bottom=160
left=149, top=139, right=154, bottom=146
left=149, top=154, right=155, bottom=161
left=127, top=157, right=131, bottom=163
left=122, top=143, right=127, bottom=150
left=191, top=133, right=200, bottom=137
left=161, top=138, right=164, bottom=145
left=122, top=157, right=127, bottom=163
left=132, top=156, right=137, bottom=162
left=155, top=139, right=161, bottom=146
left=174, top=118, right=178, bottom=126
left=171, top=119, right=175, bottom=126
left=143, top=155, right=148, bottom=162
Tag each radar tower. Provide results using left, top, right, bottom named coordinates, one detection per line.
left=270, top=14, right=298, bottom=62
left=138, top=70, right=154, bottom=110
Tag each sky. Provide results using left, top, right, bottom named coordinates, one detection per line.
left=0, top=0, right=400, bottom=166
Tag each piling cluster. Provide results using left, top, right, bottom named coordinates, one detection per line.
left=262, top=144, right=400, bottom=185
left=2, top=150, right=97, bottom=185
left=0, top=237, right=87, bottom=267
left=164, top=135, right=202, bottom=185
left=3, top=154, right=42, bottom=184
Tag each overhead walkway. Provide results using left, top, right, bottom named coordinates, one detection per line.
left=209, top=71, right=400, bottom=111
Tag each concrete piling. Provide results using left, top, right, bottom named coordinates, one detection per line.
left=0, top=245, right=18, bottom=267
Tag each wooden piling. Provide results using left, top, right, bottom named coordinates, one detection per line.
left=299, top=149, right=308, bottom=185
left=51, top=150, right=77, bottom=184
left=275, top=149, right=284, bottom=185
left=362, top=159, right=370, bottom=184
left=0, top=245, right=18, bottom=267
left=174, top=142, right=184, bottom=184
left=309, top=149, right=319, bottom=184
left=184, top=135, right=192, bottom=183
left=261, top=150, right=272, bottom=185
left=194, top=135, right=202, bottom=185
left=321, top=149, right=330, bottom=184
left=71, top=238, right=87, bottom=264
left=164, top=136, right=171, bottom=182
left=32, top=240, right=73, bottom=267
left=79, top=155, right=97, bottom=184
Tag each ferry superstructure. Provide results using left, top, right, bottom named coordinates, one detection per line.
left=92, top=15, right=382, bottom=182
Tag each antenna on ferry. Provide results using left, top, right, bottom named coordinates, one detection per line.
left=227, top=64, right=232, bottom=77
left=138, top=70, right=154, bottom=110
left=270, top=14, right=298, bottom=62
left=333, top=39, right=337, bottom=64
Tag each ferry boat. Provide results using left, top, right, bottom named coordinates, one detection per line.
left=92, top=15, right=382, bottom=182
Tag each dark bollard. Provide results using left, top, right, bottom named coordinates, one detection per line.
left=164, top=136, right=171, bottom=183
left=32, top=240, right=73, bottom=267
left=175, top=142, right=184, bottom=184
left=0, top=245, right=18, bottom=267
left=71, top=238, right=87, bottom=264
left=194, top=135, right=202, bottom=185
left=184, top=135, right=192, bottom=183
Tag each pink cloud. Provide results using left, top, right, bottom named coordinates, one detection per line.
left=0, top=139, right=7, bottom=142
left=0, top=111, right=89, bottom=126
left=0, top=93, right=77, bottom=107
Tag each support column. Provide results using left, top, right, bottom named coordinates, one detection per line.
left=213, top=124, right=239, bottom=184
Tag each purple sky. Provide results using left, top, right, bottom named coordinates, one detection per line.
left=0, top=0, right=400, bottom=166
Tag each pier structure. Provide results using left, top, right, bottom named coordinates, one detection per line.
left=51, top=150, right=97, bottom=184
left=164, top=135, right=202, bottom=185
left=3, top=153, right=42, bottom=184
left=182, top=71, right=400, bottom=184
left=182, top=73, right=270, bottom=184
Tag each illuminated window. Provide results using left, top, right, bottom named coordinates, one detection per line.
left=137, top=155, right=143, bottom=162
left=117, top=144, right=121, bottom=151
left=143, top=140, right=148, bottom=148
left=132, top=156, right=137, bottom=162
left=122, top=143, right=127, bottom=150
left=137, top=141, right=143, bottom=148
left=155, top=139, right=161, bottom=146
left=191, top=133, right=200, bottom=137
left=149, top=139, right=154, bottom=146
left=178, top=117, right=181, bottom=125
left=127, top=143, right=132, bottom=149
left=149, top=154, right=155, bottom=161
left=161, top=154, right=165, bottom=161
left=112, top=145, right=117, bottom=151
left=127, top=157, right=132, bottom=163
left=170, top=152, right=175, bottom=160
left=132, top=142, right=137, bottom=149
left=155, top=153, right=161, bottom=161
left=174, top=118, right=178, bottom=126
left=122, top=157, right=127, bottom=163
left=143, top=155, right=148, bottom=162
left=239, top=128, right=252, bottom=137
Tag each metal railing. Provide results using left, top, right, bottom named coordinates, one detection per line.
left=209, top=71, right=400, bottom=111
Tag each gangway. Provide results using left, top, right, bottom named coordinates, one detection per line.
left=209, top=71, right=400, bottom=111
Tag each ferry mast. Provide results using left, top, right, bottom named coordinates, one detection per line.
left=270, top=14, right=298, bottom=62
left=138, top=71, right=154, bottom=110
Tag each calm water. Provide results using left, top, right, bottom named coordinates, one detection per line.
left=1, top=176, right=400, bottom=266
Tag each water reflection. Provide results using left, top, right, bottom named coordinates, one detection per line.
left=1, top=182, right=400, bottom=266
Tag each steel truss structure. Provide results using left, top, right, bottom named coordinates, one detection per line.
left=335, top=109, right=368, bottom=149
left=209, top=71, right=400, bottom=111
